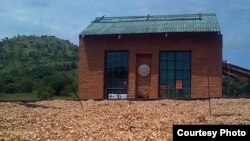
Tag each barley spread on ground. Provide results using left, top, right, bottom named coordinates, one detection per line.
left=0, top=99, right=249, bottom=140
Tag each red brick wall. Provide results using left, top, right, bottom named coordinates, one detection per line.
left=136, top=54, right=152, bottom=99
left=78, top=33, right=222, bottom=99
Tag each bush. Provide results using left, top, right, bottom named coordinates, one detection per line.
left=37, top=87, right=54, bottom=100
left=33, top=66, right=54, bottom=78
left=0, top=81, right=4, bottom=93
left=223, top=77, right=250, bottom=97
left=68, top=92, right=78, bottom=100
left=4, top=83, right=18, bottom=93
left=18, top=78, right=34, bottom=93
left=48, top=73, right=71, bottom=96
left=245, top=84, right=250, bottom=96
left=60, top=85, right=73, bottom=96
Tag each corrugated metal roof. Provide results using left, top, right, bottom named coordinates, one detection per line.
left=80, top=13, right=220, bottom=36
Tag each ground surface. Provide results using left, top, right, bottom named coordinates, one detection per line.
left=0, top=99, right=249, bottom=141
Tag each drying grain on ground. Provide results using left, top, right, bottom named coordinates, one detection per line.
left=0, top=98, right=249, bottom=140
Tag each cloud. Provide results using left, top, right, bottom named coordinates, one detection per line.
left=0, top=0, right=250, bottom=68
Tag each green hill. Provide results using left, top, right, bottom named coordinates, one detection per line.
left=0, top=35, right=78, bottom=99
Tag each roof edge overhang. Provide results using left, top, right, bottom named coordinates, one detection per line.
left=79, top=31, right=221, bottom=38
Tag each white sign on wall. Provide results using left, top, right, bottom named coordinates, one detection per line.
left=119, top=94, right=128, bottom=99
left=108, top=94, right=118, bottom=99
left=138, top=64, right=150, bottom=76
left=108, top=94, right=128, bottom=99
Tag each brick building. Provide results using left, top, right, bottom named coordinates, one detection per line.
left=78, top=13, right=222, bottom=100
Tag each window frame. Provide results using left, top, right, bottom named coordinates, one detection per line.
left=104, top=50, right=129, bottom=99
left=158, top=51, right=191, bottom=99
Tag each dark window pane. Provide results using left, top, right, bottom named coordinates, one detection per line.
left=183, top=71, right=190, bottom=79
left=124, top=71, right=128, bottom=78
left=160, top=53, right=168, bottom=61
left=183, top=89, right=190, bottom=98
left=167, top=61, right=175, bottom=70
left=183, top=79, right=191, bottom=88
left=160, top=79, right=165, bottom=85
left=160, top=79, right=167, bottom=85
left=176, top=52, right=183, bottom=60
left=167, top=79, right=175, bottom=88
left=176, top=71, right=183, bottom=79
left=160, top=71, right=167, bottom=84
left=160, top=62, right=167, bottom=70
left=105, top=52, right=128, bottom=97
left=176, top=89, right=185, bottom=98
left=159, top=51, right=191, bottom=99
left=167, top=71, right=174, bottom=79
left=169, top=89, right=175, bottom=97
left=176, top=61, right=183, bottom=70
left=106, top=79, right=112, bottom=88
left=160, top=90, right=167, bottom=98
left=183, top=61, right=190, bottom=70
left=119, top=71, right=125, bottom=78
left=183, top=52, right=191, bottom=61
left=168, top=52, right=174, bottom=60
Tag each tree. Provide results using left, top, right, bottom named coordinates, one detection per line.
left=0, top=35, right=78, bottom=97
left=33, top=66, right=54, bottom=78
left=245, top=84, right=250, bottom=96
left=4, top=83, right=18, bottom=93
left=0, top=81, right=4, bottom=93
left=223, top=77, right=249, bottom=97
left=18, top=78, right=34, bottom=93
left=37, top=86, right=54, bottom=99
left=51, top=74, right=69, bottom=96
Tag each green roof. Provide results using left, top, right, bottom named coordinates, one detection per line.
left=80, top=13, right=220, bottom=36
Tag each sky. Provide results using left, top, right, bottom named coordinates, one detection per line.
left=0, top=0, right=250, bottom=69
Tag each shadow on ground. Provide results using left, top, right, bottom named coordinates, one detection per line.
left=15, top=102, right=61, bottom=109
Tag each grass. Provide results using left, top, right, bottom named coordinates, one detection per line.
left=52, top=94, right=78, bottom=101
left=0, top=93, right=39, bottom=101
left=0, top=93, right=78, bottom=101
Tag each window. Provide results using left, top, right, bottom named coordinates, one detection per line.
left=105, top=52, right=128, bottom=98
left=159, top=52, right=191, bottom=98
